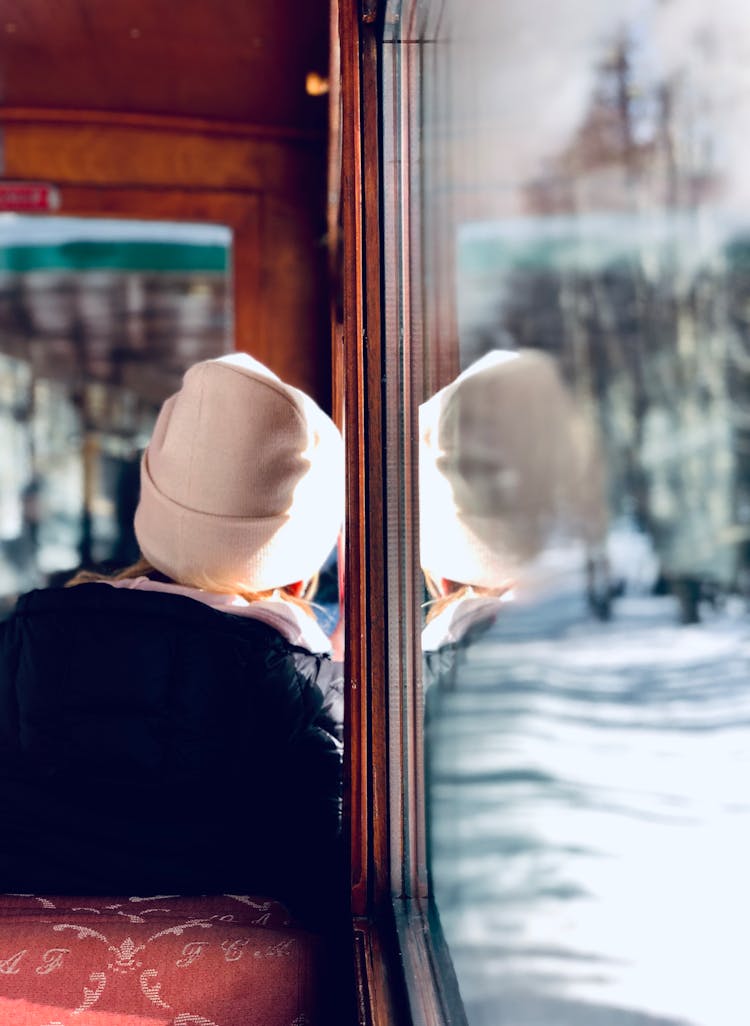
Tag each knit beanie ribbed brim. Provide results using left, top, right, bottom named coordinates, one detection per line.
left=134, top=353, right=344, bottom=592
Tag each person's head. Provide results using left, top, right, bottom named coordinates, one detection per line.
left=133, top=352, right=344, bottom=597
left=419, top=348, right=606, bottom=597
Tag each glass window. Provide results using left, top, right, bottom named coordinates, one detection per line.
left=404, top=4, right=750, bottom=1025
left=0, top=216, right=231, bottom=614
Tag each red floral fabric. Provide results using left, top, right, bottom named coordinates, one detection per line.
left=0, top=894, right=323, bottom=1026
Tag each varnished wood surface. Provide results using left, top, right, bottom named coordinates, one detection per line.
left=0, top=0, right=328, bottom=132
left=0, top=181, right=328, bottom=405
left=352, top=915, right=410, bottom=1026
left=340, top=0, right=369, bottom=916
left=0, top=2, right=332, bottom=407
left=340, top=0, right=390, bottom=920
left=343, top=5, right=467, bottom=1023
left=46, top=185, right=257, bottom=224
left=359, top=14, right=391, bottom=915
left=0, top=120, right=325, bottom=197
left=0, top=106, right=323, bottom=142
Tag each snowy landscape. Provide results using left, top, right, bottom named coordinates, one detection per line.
left=429, top=549, right=750, bottom=1026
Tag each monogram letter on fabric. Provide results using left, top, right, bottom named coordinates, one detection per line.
left=0, top=949, right=26, bottom=973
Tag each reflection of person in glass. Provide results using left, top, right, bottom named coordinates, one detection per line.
left=0, top=353, right=344, bottom=926
left=419, top=348, right=608, bottom=665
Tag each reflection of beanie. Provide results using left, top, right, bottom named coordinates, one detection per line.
left=134, top=353, right=344, bottom=592
left=419, top=349, right=605, bottom=588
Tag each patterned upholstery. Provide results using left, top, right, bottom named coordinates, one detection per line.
left=0, top=893, right=323, bottom=1026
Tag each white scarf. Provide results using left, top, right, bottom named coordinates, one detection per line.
left=421, top=591, right=507, bottom=652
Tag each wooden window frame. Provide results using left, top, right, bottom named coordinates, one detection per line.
left=338, top=1, right=467, bottom=1022
left=0, top=112, right=331, bottom=405
left=338, top=2, right=408, bottom=1019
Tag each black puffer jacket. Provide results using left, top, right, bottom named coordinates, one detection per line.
left=0, top=584, right=343, bottom=923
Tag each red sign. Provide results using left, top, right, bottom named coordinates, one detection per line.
left=0, top=182, right=60, bottom=213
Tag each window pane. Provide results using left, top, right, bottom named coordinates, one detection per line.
left=419, top=5, right=750, bottom=1025
left=0, top=217, right=231, bottom=613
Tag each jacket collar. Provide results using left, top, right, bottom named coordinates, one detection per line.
left=104, top=577, right=332, bottom=654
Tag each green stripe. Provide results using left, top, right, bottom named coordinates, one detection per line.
left=0, top=241, right=229, bottom=273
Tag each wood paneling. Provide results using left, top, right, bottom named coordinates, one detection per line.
left=339, top=0, right=390, bottom=920
left=2, top=181, right=327, bottom=404
left=0, top=118, right=325, bottom=198
left=0, top=1, right=332, bottom=406
left=0, top=0, right=328, bottom=132
left=340, top=0, right=370, bottom=919
left=352, top=915, right=410, bottom=1026
left=42, top=184, right=255, bottom=225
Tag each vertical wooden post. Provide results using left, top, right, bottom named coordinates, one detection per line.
left=339, top=2, right=409, bottom=1023
left=340, top=0, right=388, bottom=920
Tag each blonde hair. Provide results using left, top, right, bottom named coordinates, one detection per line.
left=66, top=557, right=319, bottom=616
left=422, top=570, right=510, bottom=624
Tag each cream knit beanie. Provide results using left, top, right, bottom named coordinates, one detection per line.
left=419, top=349, right=606, bottom=588
left=134, top=353, right=344, bottom=592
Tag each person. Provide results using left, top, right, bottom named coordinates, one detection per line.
left=419, top=347, right=608, bottom=668
left=0, top=352, right=345, bottom=926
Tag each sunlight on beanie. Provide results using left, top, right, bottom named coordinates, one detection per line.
left=134, top=352, right=344, bottom=592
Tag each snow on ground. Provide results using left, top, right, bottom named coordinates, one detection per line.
left=428, top=584, right=750, bottom=1026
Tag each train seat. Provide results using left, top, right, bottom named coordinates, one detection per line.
left=0, top=892, right=324, bottom=1025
